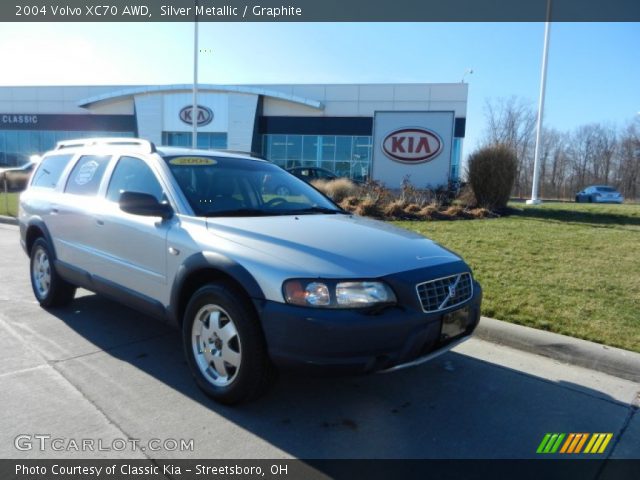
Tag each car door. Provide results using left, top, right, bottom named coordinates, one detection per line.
left=93, top=155, right=173, bottom=304
left=55, top=154, right=112, bottom=273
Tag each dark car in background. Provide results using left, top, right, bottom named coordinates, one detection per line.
left=287, top=166, right=339, bottom=183
left=0, top=161, right=38, bottom=192
left=575, top=185, right=624, bottom=204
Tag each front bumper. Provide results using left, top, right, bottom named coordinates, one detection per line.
left=255, top=279, right=482, bottom=375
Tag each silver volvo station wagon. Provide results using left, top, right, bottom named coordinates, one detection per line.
left=19, top=138, right=482, bottom=404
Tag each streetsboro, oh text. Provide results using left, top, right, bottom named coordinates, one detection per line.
left=16, top=464, right=285, bottom=476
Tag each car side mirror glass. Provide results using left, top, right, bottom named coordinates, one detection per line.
left=119, top=191, right=173, bottom=219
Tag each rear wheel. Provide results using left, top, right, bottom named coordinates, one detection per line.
left=182, top=283, right=276, bottom=405
left=30, top=238, right=76, bottom=308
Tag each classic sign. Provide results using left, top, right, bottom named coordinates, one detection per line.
left=179, top=105, right=214, bottom=126
left=382, top=128, right=443, bottom=163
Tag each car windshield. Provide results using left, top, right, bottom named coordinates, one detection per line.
left=596, top=187, right=616, bottom=193
left=164, top=155, right=343, bottom=217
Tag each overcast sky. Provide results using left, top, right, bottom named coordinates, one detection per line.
left=1, top=22, right=638, bottom=158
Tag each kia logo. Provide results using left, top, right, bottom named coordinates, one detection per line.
left=179, top=105, right=213, bottom=126
left=382, top=128, right=443, bottom=163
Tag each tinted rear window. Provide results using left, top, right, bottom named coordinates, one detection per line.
left=64, top=155, right=111, bottom=196
left=31, top=154, right=74, bottom=189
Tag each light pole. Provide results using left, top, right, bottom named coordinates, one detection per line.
left=527, top=0, right=552, bottom=205
left=461, top=68, right=473, bottom=83
left=191, top=1, right=199, bottom=149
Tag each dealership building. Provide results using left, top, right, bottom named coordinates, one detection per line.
left=0, top=83, right=467, bottom=187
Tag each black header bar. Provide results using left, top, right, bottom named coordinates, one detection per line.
left=4, top=0, right=640, bottom=22
left=1, top=459, right=639, bottom=480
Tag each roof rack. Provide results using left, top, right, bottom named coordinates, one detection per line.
left=55, top=138, right=157, bottom=153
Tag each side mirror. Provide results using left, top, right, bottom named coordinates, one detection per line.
left=119, top=191, right=173, bottom=219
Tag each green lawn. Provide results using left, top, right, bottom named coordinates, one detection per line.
left=396, top=202, right=640, bottom=352
left=0, top=192, right=19, bottom=217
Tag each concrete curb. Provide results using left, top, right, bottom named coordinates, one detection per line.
left=475, top=316, right=640, bottom=383
left=0, top=215, right=18, bottom=226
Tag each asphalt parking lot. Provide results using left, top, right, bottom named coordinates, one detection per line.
left=0, top=222, right=638, bottom=463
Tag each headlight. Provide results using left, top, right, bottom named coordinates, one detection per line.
left=283, top=279, right=396, bottom=308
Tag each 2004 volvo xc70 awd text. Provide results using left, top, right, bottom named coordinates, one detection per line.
left=19, top=138, right=482, bottom=404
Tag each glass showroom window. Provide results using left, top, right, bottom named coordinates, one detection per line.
left=450, top=138, right=462, bottom=184
left=0, top=130, right=133, bottom=167
left=262, top=134, right=372, bottom=181
left=162, top=132, right=227, bottom=150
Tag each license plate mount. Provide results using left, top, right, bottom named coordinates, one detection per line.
left=440, top=307, right=470, bottom=341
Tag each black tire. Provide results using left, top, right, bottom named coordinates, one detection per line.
left=29, top=238, right=76, bottom=308
left=182, top=283, right=276, bottom=405
left=588, top=196, right=593, bottom=203
left=575, top=196, right=581, bottom=203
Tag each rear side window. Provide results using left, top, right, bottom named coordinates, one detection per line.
left=64, top=155, right=111, bottom=196
left=30, top=154, right=74, bottom=189
left=106, top=156, right=164, bottom=203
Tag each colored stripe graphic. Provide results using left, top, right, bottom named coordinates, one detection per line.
left=537, top=433, right=565, bottom=454
left=597, top=434, right=613, bottom=453
left=560, top=434, right=575, bottom=453
left=537, top=434, right=552, bottom=453
left=537, top=433, right=613, bottom=454
left=585, top=433, right=614, bottom=454
left=574, top=433, right=589, bottom=453
left=584, top=434, right=599, bottom=453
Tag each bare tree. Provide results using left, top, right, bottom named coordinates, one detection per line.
left=483, top=97, right=537, bottom=197
left=479, top=98, right=639, bottom=200
left=617, top=120, right=640, bottom=199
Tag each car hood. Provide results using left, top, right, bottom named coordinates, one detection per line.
left=206, top=214, right=462, bottom=277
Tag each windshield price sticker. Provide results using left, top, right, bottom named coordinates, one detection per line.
left=169, top=157, right=217, bottom=166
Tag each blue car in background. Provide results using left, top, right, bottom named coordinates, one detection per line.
left=575, top=186, right=624, bottom=204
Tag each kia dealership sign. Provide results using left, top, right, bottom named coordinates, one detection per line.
left=179, top=105, right=213, bottom=126
left=382, top=128, right=443, bottom=164
left=372, top=111, right=455, bottom=188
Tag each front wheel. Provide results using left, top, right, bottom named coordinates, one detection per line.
left=30, top=238, right=76, bottom=308
left=182, top=284, right=276, bottom=405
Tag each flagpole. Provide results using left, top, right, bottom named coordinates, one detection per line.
left=192, top=1, right=199, bottom=149
left=527, top=0, right=552, bottom=205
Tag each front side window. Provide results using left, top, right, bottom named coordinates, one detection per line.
left=165, top=155, right=341, bottom=217
left=106, top=156, right=164, bottom=203
left=31, top=154, right=74, bottom=189
left=64, top=155, right=110, bottom=196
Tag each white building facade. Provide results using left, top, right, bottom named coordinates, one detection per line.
left=0, top=83, right=467, bottom=187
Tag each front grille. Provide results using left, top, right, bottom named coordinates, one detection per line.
left=416, top=272, right=473, bottom=313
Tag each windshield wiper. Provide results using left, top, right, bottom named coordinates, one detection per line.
left=285, top=206, right=345, bottom=215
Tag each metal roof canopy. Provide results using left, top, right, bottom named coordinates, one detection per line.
left=77, top=84, right=325, bottom=110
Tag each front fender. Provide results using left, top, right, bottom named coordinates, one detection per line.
left=167, top=251, right=265, bottom=325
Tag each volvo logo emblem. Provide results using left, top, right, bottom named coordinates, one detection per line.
left=448, top=284, right=457, bottom=298
left=179, top=105, right=213, bottom=126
